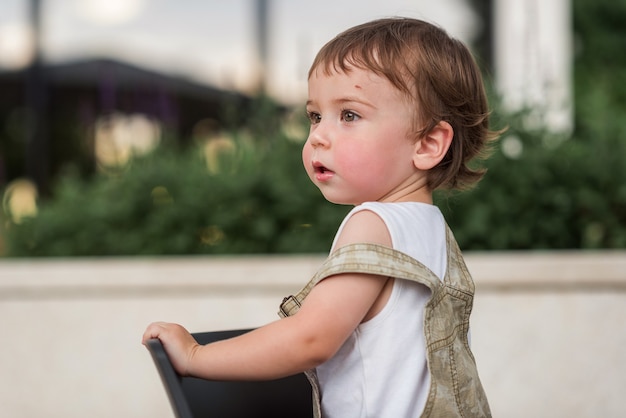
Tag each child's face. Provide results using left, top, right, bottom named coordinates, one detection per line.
left=303, top=65, right=426, bottom=205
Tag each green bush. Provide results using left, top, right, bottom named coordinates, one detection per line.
left=2, top=132, right=350, bottom=256
left=437, top=109, right=626, bottom=250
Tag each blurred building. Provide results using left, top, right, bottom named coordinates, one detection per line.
left=0, top=58, right=253, bottom=194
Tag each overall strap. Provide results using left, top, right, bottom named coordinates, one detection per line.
left=278, top=242, right=441, bottom=318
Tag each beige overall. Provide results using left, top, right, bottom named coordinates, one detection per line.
left=278, top=226, right=492, bottom=417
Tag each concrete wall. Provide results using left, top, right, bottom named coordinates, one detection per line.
left=1, top=251, right=625, bottom=418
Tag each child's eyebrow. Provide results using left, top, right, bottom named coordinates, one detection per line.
left=306, top=97, right=376, bottom=108
left=333, top=96, right=376, bottom=109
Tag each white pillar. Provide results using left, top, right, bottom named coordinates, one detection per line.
left=494, top=0, right=573, bottom=133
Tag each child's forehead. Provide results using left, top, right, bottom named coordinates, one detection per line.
left=309, top=52, right=412, bottom=90
left=308, top=65, right=390, bottom=92
left=308, top=57, right=392, bottom=86
left=308, top=62, right=411, bottom=98
left=307, top=65, right=414, bottom=109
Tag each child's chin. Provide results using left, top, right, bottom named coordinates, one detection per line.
left=323, top=194, right=357, bottom=206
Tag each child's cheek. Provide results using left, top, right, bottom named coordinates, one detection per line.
left=301, top=141, right=311, bottom=167
left=336, top=148, right=365, bottom=180
left=301, top=142, right=315, bottom=180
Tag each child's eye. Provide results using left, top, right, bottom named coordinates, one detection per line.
left=341, top=110, right=360, bottom=122
left=307, top=111, right=321, bottom=125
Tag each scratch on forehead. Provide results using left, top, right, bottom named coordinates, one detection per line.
left=354, top=84, right=362, bottom=89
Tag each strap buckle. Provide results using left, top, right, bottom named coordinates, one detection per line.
left=279, top=295, right=301, bottom=317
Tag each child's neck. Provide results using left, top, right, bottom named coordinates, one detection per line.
left=377, top=187, right=433, bottom=205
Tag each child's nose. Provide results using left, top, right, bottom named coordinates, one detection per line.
left=308, top=126, right=331, bottom=148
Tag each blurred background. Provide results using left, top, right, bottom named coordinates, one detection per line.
left=0, top=0, right=622, bottom=255
left=0, top=1, right=625, bottom=417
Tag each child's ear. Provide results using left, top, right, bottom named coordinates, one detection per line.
left=412, top=121, right=454, bottom=170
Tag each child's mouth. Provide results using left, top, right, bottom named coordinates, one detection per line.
left=313, top=163, right=334, bottom=181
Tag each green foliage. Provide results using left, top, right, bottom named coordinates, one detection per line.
left=436, top=109, right=626, bottom=250
left=3, top=131, right=349, bottom=256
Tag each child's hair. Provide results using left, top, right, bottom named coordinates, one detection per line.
left=309, top=17, right=499, bottom=190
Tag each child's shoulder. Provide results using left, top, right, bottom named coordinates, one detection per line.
left=334, top=208, right=391, bottom=250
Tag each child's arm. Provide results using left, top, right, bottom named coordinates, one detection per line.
left=142, top=210, right=390, bottom=381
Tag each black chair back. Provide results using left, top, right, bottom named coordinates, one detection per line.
left=146, top=328, right=313, bottom=418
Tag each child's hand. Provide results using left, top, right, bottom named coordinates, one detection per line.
left=142, top=322, right=199, bottom=376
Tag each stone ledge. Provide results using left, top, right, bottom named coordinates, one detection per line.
left=466, top=251, right=626, bottom=291
left=0, top=251, right=624, bottom=300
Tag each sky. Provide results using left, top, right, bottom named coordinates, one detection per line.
left=0, top=0, right=478, bottom=103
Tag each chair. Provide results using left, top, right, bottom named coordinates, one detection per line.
left=146, top=328, right=313, bottom=418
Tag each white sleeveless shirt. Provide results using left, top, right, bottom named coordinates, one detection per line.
left=316, top=202, right=447, bottom=418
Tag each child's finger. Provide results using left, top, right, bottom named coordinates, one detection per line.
left=141, top=321, right=168, bottom=344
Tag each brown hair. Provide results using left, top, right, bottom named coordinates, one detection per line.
left=309, top=17, right=499, bottom=190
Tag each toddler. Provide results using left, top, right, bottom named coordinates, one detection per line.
left=144, top=17, right=495, bottom=417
